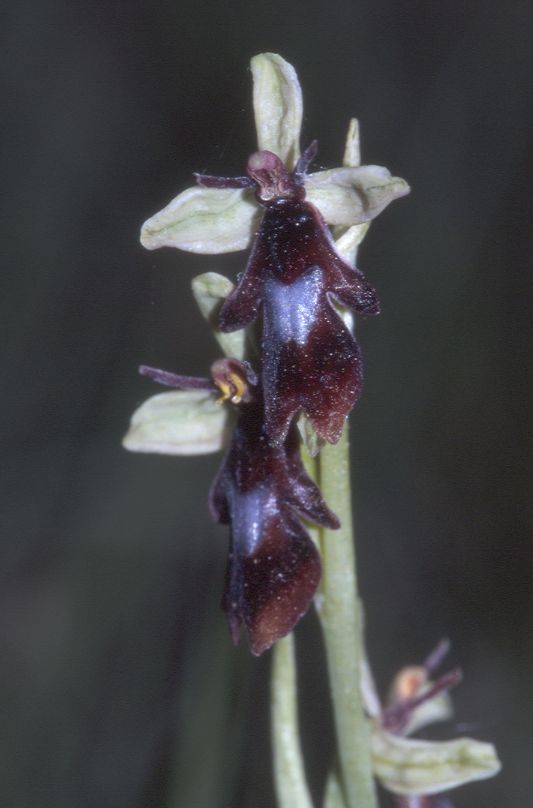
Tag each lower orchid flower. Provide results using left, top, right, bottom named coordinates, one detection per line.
left=361, top=639, right=501, bottom=805
left=136, top=358, right=339, bottom=655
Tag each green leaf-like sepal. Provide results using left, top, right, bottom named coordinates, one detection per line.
left=306, top=166, right=410, bottom=227
left=251, top=52, right=302, bottom=169
left=122, top=390, right=229, bottom=455
left=141, top=186, right=259, bottom=254
left=371, top=726, right=501, bottom=796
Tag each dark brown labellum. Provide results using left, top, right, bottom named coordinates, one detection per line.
left=210, top=387, right=339, bottom=655
left=198, top=147, right=380, bottom=445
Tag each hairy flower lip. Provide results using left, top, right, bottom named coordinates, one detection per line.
left=211, top=387, right=340, bottom=654
left=211, top=149, right=381, bottom=445
left=130, top=358, right=340, bottom=655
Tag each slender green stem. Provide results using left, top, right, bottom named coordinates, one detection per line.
left=316, top=423, right=377, bottom=808
left=301, top=447, right=321, bottom=552
left=323, top=768, right=348, bottom=808
left=271, top=634, right=315, bottom=808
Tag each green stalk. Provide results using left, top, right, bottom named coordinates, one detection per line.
left=316, top=424, right=377, bottom=808
left=271, top=634, right=315, bottom=808
left=323, top=769, right=348, bottom=808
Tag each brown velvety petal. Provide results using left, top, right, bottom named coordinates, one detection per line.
left=211, top=389, right=338, bottom=654
left=283, top=426, right=340, bottom=529
left=218, top=238, right=268, bottom=331
left=222, top=509, right=321, bottom=656
left=219, top=196, right=378, bottom=444
left=262, top=285, right=362, bottom=445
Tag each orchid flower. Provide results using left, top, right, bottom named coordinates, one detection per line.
left=359, top=640, right=501, bottom=804
left=127, top=358, right=339, bottom=656
left=125, top=53, right=501, bottom=808
left=140, top=53, right=410, bottom=445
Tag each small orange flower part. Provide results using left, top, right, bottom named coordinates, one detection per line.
left=383, top=639, right=461, bottom=735
left=211, top=357, right=256, bottom=404
left=196, top=143, right=379, bottom=446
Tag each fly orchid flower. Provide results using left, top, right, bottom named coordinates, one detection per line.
left=360, top=639, right=501, bottom=804
left=195, top=142, right=381, bottom=444
left=140, top=53, right=410, bottom=445
left=129, top=358, right=339, bottom=656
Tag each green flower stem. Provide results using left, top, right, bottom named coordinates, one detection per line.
left=316, top=424, right=377, bottom=808
left=271, top=634, right=315, bottom=808
left=301, top=447, right=321, bottom=551
left=323, top=769, right=348, bottom=808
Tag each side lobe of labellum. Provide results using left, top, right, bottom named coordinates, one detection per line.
left=209, top=395, right=338, bottom=655
left=282, top=426, right=340, bottom=528
left=218, top=197, right=379, bottom=445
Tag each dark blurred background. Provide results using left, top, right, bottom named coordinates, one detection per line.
left=3, top=1, right=531, bottom=806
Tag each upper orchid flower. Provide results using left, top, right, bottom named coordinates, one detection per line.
left=194, top=142, right=380, bottom=444
left=140, top=53, right=410, bottom=444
